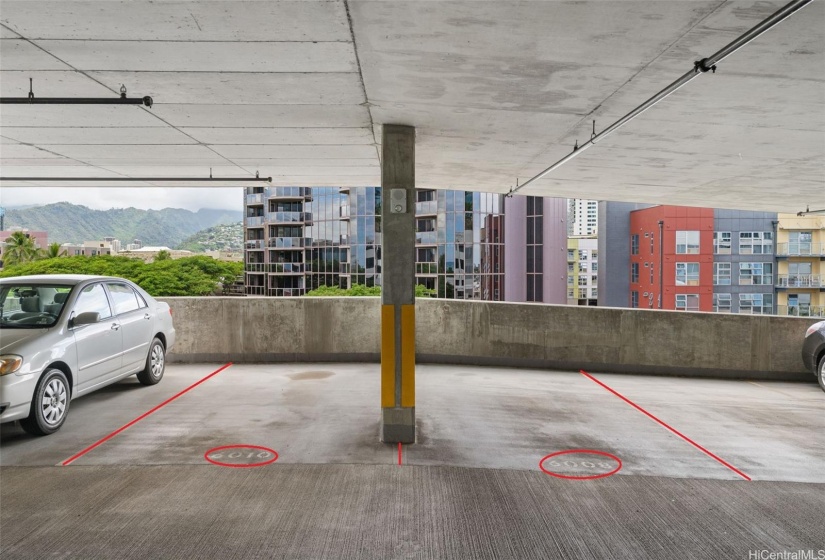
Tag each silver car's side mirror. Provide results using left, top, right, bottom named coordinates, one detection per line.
left=71, top=311, right=100, bottom=327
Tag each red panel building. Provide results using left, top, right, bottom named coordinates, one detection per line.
left=628, top=206, right=714, bottom=311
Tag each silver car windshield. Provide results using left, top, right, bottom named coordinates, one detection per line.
left=0, top=284, right=73, bottom=329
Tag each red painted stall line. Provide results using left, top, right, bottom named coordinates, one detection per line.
left=579, top=370, right=750, bottom=481
left=398, top=442, right=402, bottom=466
left=61, top=363, right=233, bottom=466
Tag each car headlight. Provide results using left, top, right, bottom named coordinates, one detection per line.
left=805, top=321, right=825, bottom=338
left=0, top=355, right=23, bottom=376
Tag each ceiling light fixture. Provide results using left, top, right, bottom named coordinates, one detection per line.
left=0, top=81, right=153, bottom=107
left=507, top=0, right=816, bottom=197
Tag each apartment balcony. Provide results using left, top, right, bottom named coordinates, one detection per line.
left=245, top=193, right=264, bottom=206
left=245, top=263, right=304, bottom=274
left=268, top=288, right=306, bottom=297
left=268, top=187, right=313, bottom=200
left=415, top=200, right=437, bottom=216
left=245, top=285, right=266, bottom=296
left=339, top=206, right=350, bottom=220
left=245, top=240, right=265, bottom=250
left=416, top=231, right=437, bottom=244
left=268, top=237, right=311, bottom=249
left=776, top=274, right=823, bottom=289
left=270, top=263, right=305, bottom=274
left=244, top=215, right=265, bottom=227
left=776, top=242, right=825, bottom=257
left=266, top=211, right=312, bottom=225
left=775, top=305, right=825, bottom=318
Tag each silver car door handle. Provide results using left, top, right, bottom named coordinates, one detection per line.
left=111, top=323, right=120, bottom=331
left=144, top=313, right=151, bottom=320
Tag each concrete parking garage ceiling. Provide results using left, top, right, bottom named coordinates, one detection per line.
left=0, top=0, right=822, bottom=212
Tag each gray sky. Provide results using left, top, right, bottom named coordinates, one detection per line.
left=1, top=187, right=243, bottom=211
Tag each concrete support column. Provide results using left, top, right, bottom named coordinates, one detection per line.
left=380, top=124, right=416, bottom=443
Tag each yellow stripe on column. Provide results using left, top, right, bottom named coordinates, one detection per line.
left=400, top=304, right=415, bottom=408
left=381, top=305, right=396, bottom=408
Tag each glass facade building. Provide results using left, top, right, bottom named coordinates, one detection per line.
left=424, top=189, right=505, bottom=299
left=305, top=188, right=350, bottom=291
left=243, top=186, right=519, bottom=300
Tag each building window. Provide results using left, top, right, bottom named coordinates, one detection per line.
left=579, top=250, right=589, bottom=261
left=784, top=262, right=813, bottom=287
left=675, top=262, right=700, bottom=286
left=675, top=294, right=699, bottom=311
left=631, top=234, right=639, bottom=255
left=567, top=249, right=575, bottom=261
left=739, top=262, right=773, bottom=285
left=631, top=291, right=639, bottom=308
left=714, top=232, right=731, bottom=254
left=676, top=231, right=700, bottom=254
left=788, top=231, right=813, bottom=255
left=713, top=263, right=731, bottom=285
left=592, top=261, right=598, bottom=272
left=567, top=288, right=575, bottom=298
left=578, top=276, right=588, bottom=287
left=739, top=293, right=773, bottom=315
left=713, top=293, right=731, bottom=313
left=579, top=262, right=588, bottom=273
left=787, top=293, right=812, bottom=316
left=567, top=276, right=574, bottom=286
left=631, top=262, right=639, bottom=283
left=739, top=232, right=773, bottom=254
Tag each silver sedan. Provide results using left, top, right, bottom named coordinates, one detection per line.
left=0, top=275, right=175, bottom=435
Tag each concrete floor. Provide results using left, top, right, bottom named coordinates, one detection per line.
left=1, top=364, right=824, bottom=558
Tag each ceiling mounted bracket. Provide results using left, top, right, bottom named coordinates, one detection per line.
left=797, top=205, right=825, bottom=216
left=693, top=58, right=717, bottom=74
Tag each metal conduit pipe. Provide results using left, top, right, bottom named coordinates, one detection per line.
left=0, top=177, right=272, bottom=183
left=0, top=97, right=154, bottom=106
left=508, top=0, right=817, bottom=197
left=1, top=81, right=154, bottom=107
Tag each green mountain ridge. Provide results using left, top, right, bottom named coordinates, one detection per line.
left=177, top=222, right=243, bottom=252
left=4, top=202, right=242, bottom=248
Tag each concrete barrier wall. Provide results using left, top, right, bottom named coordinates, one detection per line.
left=160, top=297, right=819, bottom=381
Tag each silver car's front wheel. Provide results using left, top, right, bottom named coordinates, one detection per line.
left=137, top=338, right=165, bottom=386
left=42, top=377, right=68, bottom=425
left=818, top=355, right=825, bottom=393
left=20, top=369, right=71, bottom=436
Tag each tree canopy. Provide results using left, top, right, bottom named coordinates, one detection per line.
left=43, top=242, right=66, bottom=259
left=2, top=231, right=39, bottom=266
left=0, top=255, right=243, bottom=297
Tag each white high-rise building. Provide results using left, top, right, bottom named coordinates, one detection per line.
left=569, top=199, right=598, bottom=236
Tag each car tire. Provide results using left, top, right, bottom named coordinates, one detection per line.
left=20, top=369, right=71, bottom=436
left=137, top=338, right=165, bottom=386
left=818, top=354, right=825, bottom=393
